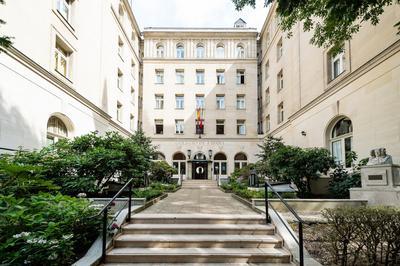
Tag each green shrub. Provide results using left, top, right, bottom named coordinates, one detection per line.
left=0, top=193, right=100, bottom=266
left=329, top=167, right=361, bottom=198
left=148, top=161, right=177, bottom=184
left=322, top=206, right=400, bottom=265
left=133, top=188, right=163, bottom=200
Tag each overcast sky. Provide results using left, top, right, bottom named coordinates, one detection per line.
left=131, top=0, right=269, bottom=30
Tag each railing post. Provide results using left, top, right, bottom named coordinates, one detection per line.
left=264, top=181, right=271, bottom=224
left=299, top=222, right=304, bottom=266
left=101, top=208, right=108, bottom=262
left=127, top=181, right=132, bottom=222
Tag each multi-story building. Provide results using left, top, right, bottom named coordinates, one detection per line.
left=142, top=21, right=259, bottom=180
left=0, top=0, right=141, bottom=151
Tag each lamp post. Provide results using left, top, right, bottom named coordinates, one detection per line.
left=187, top=149, right=191, bottom=159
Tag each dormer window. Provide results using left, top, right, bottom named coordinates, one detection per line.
left=216, top=44, right=225, bottom=58
left=176, top=44, right=184, bottom=59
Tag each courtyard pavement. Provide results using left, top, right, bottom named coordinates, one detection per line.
left=142, top=187, right=255, bottom=214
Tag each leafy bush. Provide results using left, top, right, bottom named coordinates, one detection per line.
left=329, top=167, right=361, bottom=198
left=148, top=161, right=177, bottom=184
left=0, top=193, right=100, bottom=266
left=322, top=207, right=400, bottom=265
left=133, top=182, right=178, bottom=200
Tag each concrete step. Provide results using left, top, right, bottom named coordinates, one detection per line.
left=122, top=223, right=275, bottom=235
left=130, top=214, right=266, bottom=224
left=103, top=263, right=295, bottom=266
left=114, top=234, right=282, bottom=248
left=105, top=247, right=291, bottom=263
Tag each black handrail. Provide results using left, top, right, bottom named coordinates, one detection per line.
left=90, top=178, right=134, bottom=262
left=264, top=179, right=307, bottom=266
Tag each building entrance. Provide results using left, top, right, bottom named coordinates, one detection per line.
left=192, top=161, right=208, bottom=179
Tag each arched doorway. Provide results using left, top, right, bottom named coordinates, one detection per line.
left=192, top=152, right=208, bottom=179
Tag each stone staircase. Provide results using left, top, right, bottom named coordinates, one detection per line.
left=103, top=214, right=292, bottom=265
left=182, top=179, right=218, bottom=189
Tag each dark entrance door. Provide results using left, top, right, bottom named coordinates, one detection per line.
left=192, top=161, right=208, bottom=179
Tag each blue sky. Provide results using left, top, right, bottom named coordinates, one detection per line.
left=131, top=0, right=269, bottom=30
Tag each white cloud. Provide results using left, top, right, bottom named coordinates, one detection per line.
left=132, top=0, right=269, bottom=30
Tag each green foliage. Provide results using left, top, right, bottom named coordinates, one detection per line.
left=329, top=167, right=361, bottom=199
left=256, top=136, right=285, bottom=177
left=0, top=0, right=13, bottom=52
left=0, top=193, right=100, bottom=265
left=133, top=182, right=177, bottom=200
left=232, top=0, right=400, bottom=55
left=230, top=163, right=256, bottom=184
left=148, top=160, right=177, bottom=183
left=322, top=206, right=400, bottom=265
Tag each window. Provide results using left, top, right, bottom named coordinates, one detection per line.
left=236, top=70, right=245, bottom=84
left=176, top=44, right=184, bottom=59
left=47, top=116, right=68, bottom=144
left=118, top=3, right=124, bottom=20
left=265, top=32, right=271, bottom=47
left=330, top=49, right=345, bottom=80
left=214, top=153, right=227, bottom=175
left=196, top=44, right=205, bottom=58
left=54, top=42, right=71, bottom=78
left=155, top=69, right=164, bottom=84
left=330, top=117, right=353, bottom=167
left=131, top=60, right=136, bottom=78
left=216, top=95, right=225, bottom=109
left=265, top=61, right=269, bottom=79
left=117, top=102, right=123, bottom=122
left=118, top=37, right=124, bottom=58
left=56, top=0, right=71, bottom=21
left=196, top=69, right=205, bottom=84
left=277, top=70, right=283, bottom=91
left=234, top=153, right=248, bottom=170
left=277, top=38, right=283, bottom=60
left=175, top=119, right=184, bottom=134
left=265, top=115, right=270, bottom=132
left=155, top=95, right=164, bottom=109
left=237, top=120, right=246, bottom=135
left=265, top=88, right=270, bottom=105
left=236, top=95, right=245, bottom=109
left=216, top=120, right=225, bottom=135
left=172, top=153, right=186, bottom=176
left=155, top=119, right=163, bottom=134
left=156, top=44, right=164, bottom=58
left=176, top=69, right=184, bottom=84
left=175, top=95, right=184, bottom=109
left=278, top=102, right=284, bottom=124
left=196, top=95, right=205, bottom=109
left=236, top=44, right=245, bottom=58
left=117, top=70, right=123, bottom=90
left=130, top=114, right=135, bottom=131
left=130, top=87, right=135, bottom=103
left=216, top=70, right=225, bottom=84
left=216, top=44, right=225, bottom=58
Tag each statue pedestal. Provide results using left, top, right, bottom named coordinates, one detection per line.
left=350, top=164, right=400, bottom=206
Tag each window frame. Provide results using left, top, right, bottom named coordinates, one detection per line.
left=155, top=94, right=164, bottom=109
left=175, top=95, right=184, bottom=109
left=216, top=119, right=225, bottom=135
left=216, top=70, right=225, bottom=85
left=155, top=69, right=164, bottom=84
left=236, top=95, right=246, bottom=110
left=175, top=69, right=185, bottom=84
left=196, top=69, right=205, bottom=84
left=176, top=44, right=185, bottom=59
left=155, top=119, right=164, bottom=135
left=237, top=120, right=246, bottom=135
left=175, top=119, right=184, bottom=134
left=236, top=70, right=245, bottom=85
left=216, top=95, right=225, bottom=109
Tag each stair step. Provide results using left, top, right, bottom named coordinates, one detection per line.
left=105, top=247, right=291, bottom=263
left=122, top=224, right=275, bottom=235
left=130, top=214, right=266, bottom=224
left=103, top=263, right=295, bottom=266
left=114, top=234, right=282, bottom=248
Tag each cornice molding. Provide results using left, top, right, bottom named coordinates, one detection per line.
left=143, top=58, right=258, bottom=63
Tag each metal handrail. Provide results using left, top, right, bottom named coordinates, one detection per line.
left=264, top=179, right=307, bottom=266
left=91, top=178, right=134, bottom=262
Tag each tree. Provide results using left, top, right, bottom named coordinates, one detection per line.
left=148, top=161, right=177, bottom=183
left=0, top=0, right=12, bottom=52
left=233, top=0, right=400, bottom=54
left=256, top=136, right=285, bottom=177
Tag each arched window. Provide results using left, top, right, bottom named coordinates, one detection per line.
left=172, top=152, right=186, bottom=176
left=213, top=153, right=227, bottom=176
left=216, top=43, right=225, bottom=58
left=234, top=152, right=248, bottom=170
left=118, top=3, right=124, bottom=20
left=154, top=152, right=166, bottom=161
left=236, top=44, right=245, bottom=58
left=196, top=44, right=205, bottom=58
left=46, top=116, right=68, bottom=144
left=194, top=153, right=206, bottom=161
left=329, top=117, right=353, bottom=167
left=176, top=44, right=184, bottom=59
left=156, top=44, right=164, bottom=58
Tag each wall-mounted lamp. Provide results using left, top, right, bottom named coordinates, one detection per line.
left=187, top=149, right=192, bottom=159
left=301, top=131, right=307, bottom=136
left=208, top=149, right=213, bottom=160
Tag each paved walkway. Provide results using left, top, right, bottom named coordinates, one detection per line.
left=142, top=187, right=255, bottom=214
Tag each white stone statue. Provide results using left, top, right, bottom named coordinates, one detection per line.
left=367, top=148, right=393, bottom=165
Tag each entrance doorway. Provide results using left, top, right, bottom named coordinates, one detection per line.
left=192, top=161, right=208, bottom=179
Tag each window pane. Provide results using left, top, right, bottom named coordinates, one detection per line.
left=221, top=162, right=227, bottom=175
left=332, top=140, right=343, bottom=165
left=180, top=162, right=186, bottom=175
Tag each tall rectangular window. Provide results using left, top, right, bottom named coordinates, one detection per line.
left=155, top=119, right=163, bottom=134
left=266, top=115, right=270, bottom=132
left=330, top=50, right=345, bottom=80
left=155, top=94, right=164, bottom=109
left=265, top=61, right=269, bottom=79
left=196, top=69, right=205, bottom=84
left=236, top=70, right=245, bottom=84
left=54, top=43, right=71, bottom=78
left=216, top=119, right=225, bottom=135
left=237, top=120, right=246, bottom=135
left=56, top=0, right=71, bottom=21
left=196, top=95, right=205, bottom=109
left=175, top=95, right=184, bottom=109
left=155, top=69, right=164, bottom=84
left=175, top=119, right=184, bottom=134
left=117, top=70, right=123, bottom=90
left=278, top=102, right=284, bottom=124
left=118, top=37, right=124, bottom=58
left=216, top=70, right=225, bottom=84
left=130, top=87, right=135, bottom=103
left=176, top=69, right=184, bottom=84
left=130, top=114, right=135, bottom=131
left=277, top=70, right=284, bottom=91
left=117, top=102, right=123, bottom=122
left=236, top=95, right=246, bottom=109
left=265, top=88, right=270, bottom=105
left=277, top=38, right=283, bottom=60
left=216, top=95, right=225, bottom=109
left=131, top=60, right=136, bottom=78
